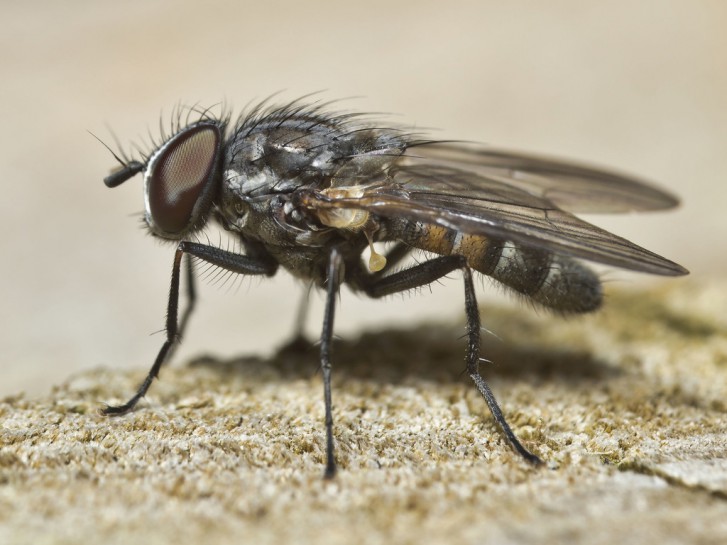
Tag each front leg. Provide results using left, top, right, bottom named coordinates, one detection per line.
left=354, top=255, right=543, bottom=466
left=102, top=241, right=277, bottom=416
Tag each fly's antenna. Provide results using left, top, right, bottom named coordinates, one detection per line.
left=89, top=130, right=144, bottom=188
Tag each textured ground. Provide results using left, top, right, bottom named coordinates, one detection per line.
left=1, top=281, right=726, bottom=545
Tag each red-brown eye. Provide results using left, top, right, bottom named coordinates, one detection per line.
left=144, top=123, right=223, bottom=238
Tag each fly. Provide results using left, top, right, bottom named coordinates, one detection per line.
left=101, top=98, right=688, bottom=477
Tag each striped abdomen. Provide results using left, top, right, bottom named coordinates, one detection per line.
left=385, top=219, right=602, bottom=313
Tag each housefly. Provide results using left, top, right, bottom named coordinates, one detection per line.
left=101, top=98, right=688, bottom=477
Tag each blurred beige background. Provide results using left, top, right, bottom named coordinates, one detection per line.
left=1, top=0, right=724, bottom=397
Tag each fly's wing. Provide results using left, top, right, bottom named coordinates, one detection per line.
left=408, top=143, right=679, bottom=213
left=301, top=156, right=687, bottom=276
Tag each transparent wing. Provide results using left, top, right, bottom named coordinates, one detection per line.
left=302, top=146, right=687, bottom=276
left=406, top=142, right=680, bottom=213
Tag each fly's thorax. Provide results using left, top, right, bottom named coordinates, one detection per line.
left=214, top=191, right=338, bottom=283
left=222, top=128, right=330, bottom=197
left=218, top=188, right=365, bottom=253
left=222, top=116, right=408, bottom=199
left=217, top=192, right=296, bottom=245
left=384, top=217, right=602, bottom=313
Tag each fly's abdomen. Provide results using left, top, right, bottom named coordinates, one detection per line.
left=385, top=219, right=602, bottom=313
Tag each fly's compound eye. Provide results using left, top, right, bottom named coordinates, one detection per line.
left=144, top=122, right=223, bottom=238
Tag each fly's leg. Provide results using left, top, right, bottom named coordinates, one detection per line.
left=102, top=241, right=277, bottom=416
left=460, top=266, right=543, bottom=465
left=163, top=254, right=196, bottom=365
left=293, top=283, right=313, bottom=339
left=320, top=248, right=344, bottom=478
left=277, top=283, right=315, bottom=355
left=356, top=255, right=543, bottom=466
left=279, top=243, right=412, bottom=356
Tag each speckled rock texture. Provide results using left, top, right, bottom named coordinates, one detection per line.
left=1, top=281, right=726, bottom=545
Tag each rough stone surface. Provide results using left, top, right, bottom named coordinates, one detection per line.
left=1, top=281, right=726, bottom=545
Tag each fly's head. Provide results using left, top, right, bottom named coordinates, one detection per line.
left=103, top=116, right=228, bottom=241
